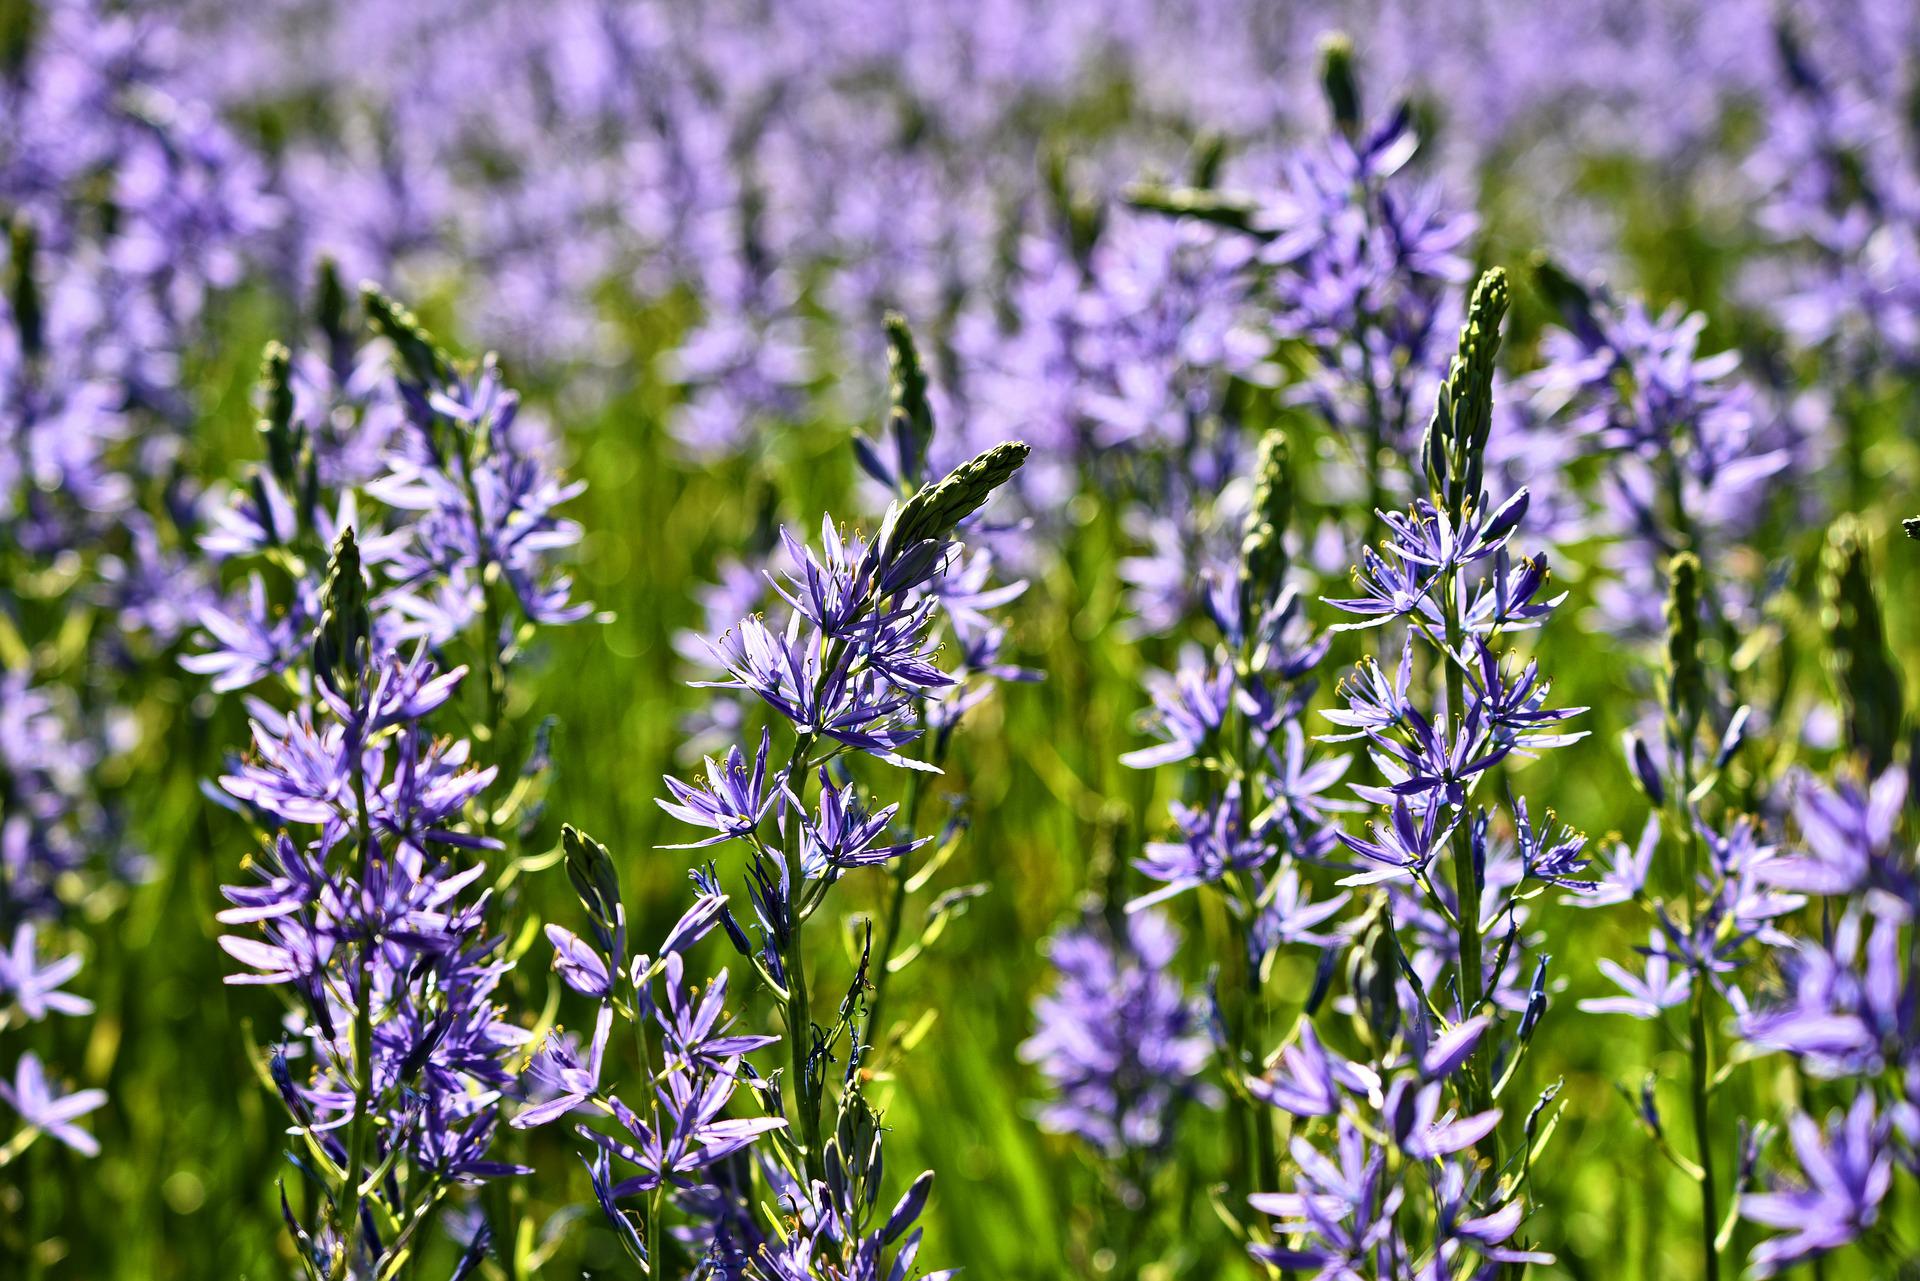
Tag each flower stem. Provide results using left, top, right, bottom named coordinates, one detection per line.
left=334, top=759, right=378, bottom=1281
left=867, top=735, right=937, bottom=1049
left=776, top=725, right=826, bottom=1185
left=1442, top=524, right=1491, bottom=1124
left=1688, top=980, right=1721, bottom=1281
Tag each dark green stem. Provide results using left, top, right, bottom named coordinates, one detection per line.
left=866, top=750, right=932, bottom=1051
left=334, top=761, right=377, bottom=1280
left=1688, top=980, right=1721, bottom=1281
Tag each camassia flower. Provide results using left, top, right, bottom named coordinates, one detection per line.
left=1741, top=1093, right=1894, bottom=1277
left=1021, top=909, right=1216, bottom=1167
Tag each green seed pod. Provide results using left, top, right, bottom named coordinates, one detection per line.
left=561, top=824, right=624, bottom=960
left=1345, top=896, right=1401, bottom=1049
left=1239, top=428, right=1294, bottom=615
left=1821, top=516, right=1904, bottom=773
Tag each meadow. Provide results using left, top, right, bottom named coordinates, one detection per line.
left=3, top=1, right=1919, bottom=1278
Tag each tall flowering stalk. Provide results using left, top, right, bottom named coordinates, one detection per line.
left=1131, top=34, right=1475, bottom=535
left=855, top=315, right=1036, bottom=1050
left=515, top=325, right=1026, bottom=1275
left=1108, top=423, right=1344, bottom=1205
left=190, top=288, right=591, bottom=1277
left=1579, top=514, right=1920, bottom=1278
left=1238, top=266, right=1589, bottom=1275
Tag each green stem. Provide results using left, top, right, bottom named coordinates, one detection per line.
left=1440, top=513, right=1490, bottom=1123
left=775, top=724, right=826, bottom=1185
left=334, top=760, right=378, bottom=1281
left=867, top=734, right=939, bottom=1048
left=1670, top=724, right=1718, bottom=1281
left=647, top=1183, right=665, bottom=1278
left=1689, top=980, right=1721, bottom=1281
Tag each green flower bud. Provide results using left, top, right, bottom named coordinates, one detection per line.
left=1318, top=33, right=1362, bottom=138
left=1239, top=429, right=1294, bottom=613
left=1821, top=516, right=1904, bottom=773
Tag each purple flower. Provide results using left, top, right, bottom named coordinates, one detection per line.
left=1385, top=1077, right=1502, bottom=1160
left=1738, top=911, right=1911, bottom=1078
left=1337, top=798, right=1455, bottom=886
left=1512, top=799, right=1594, bottom=891
left=514, top=1004, right=612, bottom=1130
left=1119, top=652, right=1234, bottom=770
left=655, top=954, right=780, bottom=1073
left=1249, top=1022, right=1379, bottom=1119
left=1759, top=767, right=1913, bottom=912
left=1021, top=909, right=1216, bottom=1163
left=1250, top=866, right=1349, bottom=958
left=0, top=923, right=93, bottom=1022
left=1579, top=931, right=1691, bottom=1021
left=1570, top=815, right=1658, bottom=909
left=1249, top=1118, right=1405, bottom=1276
left=578, top=1067, right=786, bottom=1194
left=1743, top=1092, right=1893, bottom=1277
left=546, top=925, right=614, bottom=999
left=797, top=771, right=927, bottom=876
left=659, top=730, right=780, bottom=848
left=1132, top=784, right=1274, bottom=907
left=0, top=1052, right=106, bottom=1157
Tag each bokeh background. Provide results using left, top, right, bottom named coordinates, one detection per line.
left=4, top=0, right=1918, bottom=1277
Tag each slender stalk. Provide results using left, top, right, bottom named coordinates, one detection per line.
left=1669, top=717, right=1718, bottom=1281
left=1441, top=510, right=1490, bottom=1121
left=647, top=1180, right=665, bottom=1276
left=334, top=760, right=377, bottom=1281
left=866, top=735, right=936, bottom=1047
left=775, top=714, right=828, bottom=1184
left=1687, top=981, right=1720, bottom=1281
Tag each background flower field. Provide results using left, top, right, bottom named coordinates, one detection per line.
left=4, top=0, right=1920, bottom=1277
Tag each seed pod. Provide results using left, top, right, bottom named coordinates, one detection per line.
left=1345, top=896, right=1401, bottom=1048
left=561, top=824, right=625, bottom=961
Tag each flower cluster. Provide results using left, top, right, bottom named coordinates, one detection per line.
left=191, top=292, right=591, bottom=1276
left=1233, top=268, right=1587, bottom=1273
left=1527, top=264, right=1803, bottom=639
left=517, top=324, right=1028, bottom=1277
left=1020, top=908, right=1216, bottom=1177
